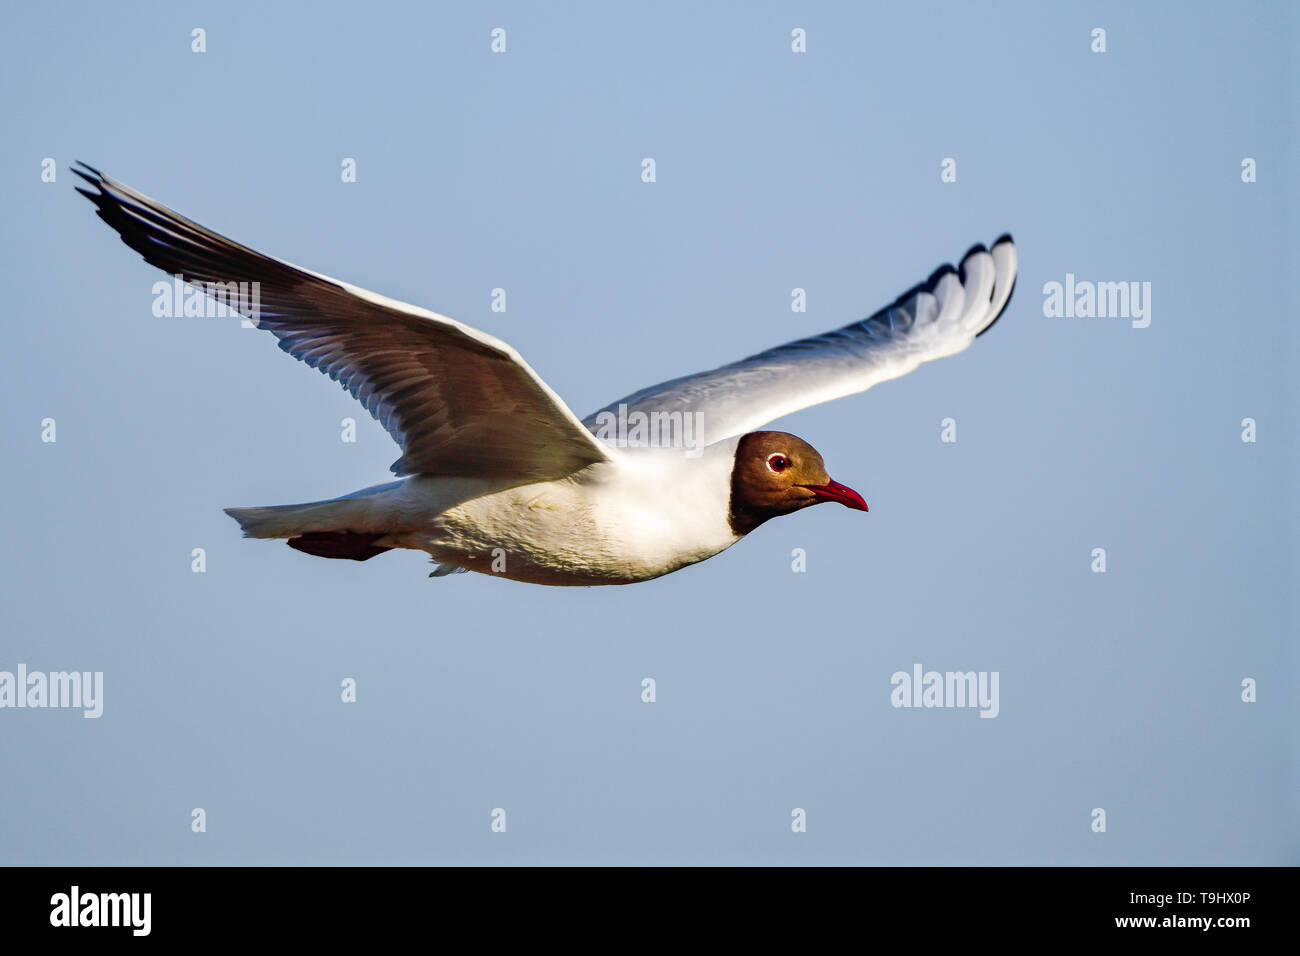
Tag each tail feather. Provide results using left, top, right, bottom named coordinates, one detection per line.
left=224, top=482, right=404, bottom=561
left=224, top=501, right=355, bottom=539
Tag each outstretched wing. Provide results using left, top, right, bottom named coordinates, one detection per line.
left=583, top=237, right=1017, bottom=446
left=74, top=162, right=612, bottom=481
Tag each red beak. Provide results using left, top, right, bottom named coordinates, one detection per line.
left=799, top=479, right=868, bottom=512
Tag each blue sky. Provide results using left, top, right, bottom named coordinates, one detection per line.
left=1, top=0, right=1294, bottom=864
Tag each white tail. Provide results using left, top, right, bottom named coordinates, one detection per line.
left=224, top=500, right=357, bottom=539
left=224, top=480, right=406, bottom=539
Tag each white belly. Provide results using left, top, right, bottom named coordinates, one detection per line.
left=379, top=446, right=742, bottom=586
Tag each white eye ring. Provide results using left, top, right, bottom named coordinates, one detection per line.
left=766, top=453, right=791, bottom=473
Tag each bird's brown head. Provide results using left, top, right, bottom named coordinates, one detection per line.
left=727, top=431, right=867, bottom=535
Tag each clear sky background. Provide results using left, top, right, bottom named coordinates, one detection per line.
left=1, top=1, right=1294, bottom=864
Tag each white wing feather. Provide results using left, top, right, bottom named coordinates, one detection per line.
left=583, top=238, right=1017, bottom=446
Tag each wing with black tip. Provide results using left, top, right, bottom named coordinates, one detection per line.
left=73, top=163, right=613, bottom=480
left=583, top=237, right=1017, bottom=445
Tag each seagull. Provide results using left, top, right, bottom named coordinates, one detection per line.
left=74, top=163, right=1016, bottom=586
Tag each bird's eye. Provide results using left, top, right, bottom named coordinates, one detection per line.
left=767, top=454, right=790, bottom=473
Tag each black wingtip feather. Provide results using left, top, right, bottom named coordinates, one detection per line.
left=974, top=233, right=1017, bottom=336
left=957, top=244, right=989, bottom=283
left=975, top=275, right=1017, bottom=338
left=70, top=168, right=103, bottom=193
left=926, top=263, right=957, bottom=290
left=893, top=279, right=929, bottom=304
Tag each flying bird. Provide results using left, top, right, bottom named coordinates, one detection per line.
left=74, top=163, right=1016, bottom=586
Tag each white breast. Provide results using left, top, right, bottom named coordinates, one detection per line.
left=402, top=438, right=743, bottom=585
